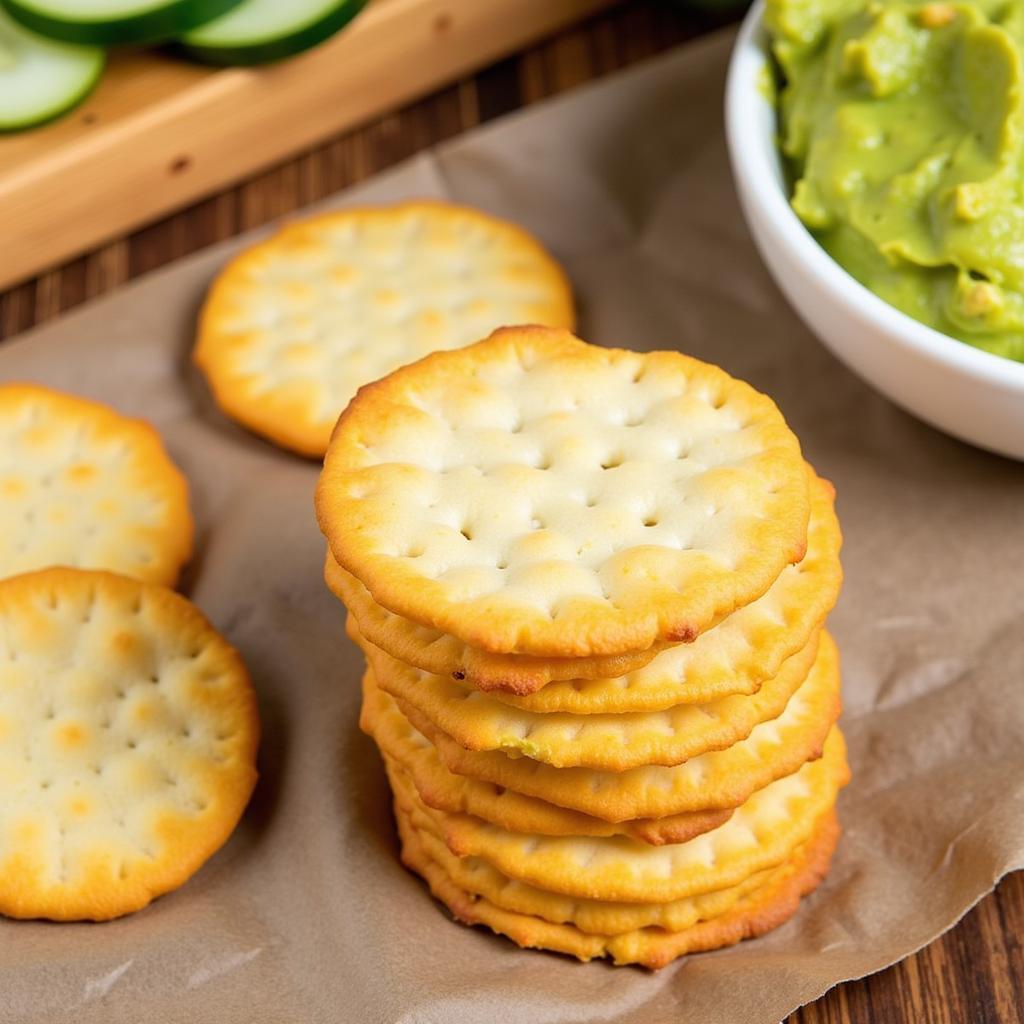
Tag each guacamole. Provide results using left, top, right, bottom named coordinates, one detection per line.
left=767, top=0, right=1024, bottom=361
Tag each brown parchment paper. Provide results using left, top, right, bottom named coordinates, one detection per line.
left=2, top=28, right=1023, bottom=1024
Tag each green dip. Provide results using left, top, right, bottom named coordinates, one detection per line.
left=766, top=0, right=1024, bottom=361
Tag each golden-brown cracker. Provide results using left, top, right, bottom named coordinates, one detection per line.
left=317, top=326, right=811, bottom=658
left=396, top=806, right=840, bottom=968
left=392, top=785, right=768, bottom=934
left=195, top=201, right=574, bottom=457
left=360, top=614, right=818, bottom=770
left=331, top=468, right=839, bottom=700
left=394, top=631, right=842, bottom=822
left=0, top=568, right=259, bottom=921
left=0, top=384, right=193, bottom=587
left=360, top=675, right=733, bottom=845
left=398, top=728, right=846, bottom=903
left=328, top=555, right=665, bottom=693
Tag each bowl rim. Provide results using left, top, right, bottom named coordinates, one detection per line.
left=725, top=0, right=1024, bottom=392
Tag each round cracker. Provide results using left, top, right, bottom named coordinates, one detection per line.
left=360, top=676, right=733, bottom=846
left=195, top=201, right=575, bottom=457
left=394, top=780, right=784, bottom=935
left=398, top=728, right=847, bottom=903
left=397, top=805, right=841, bottom=968
left=0, top=384, right=193, bottom=587
left=330, top=469, right=839, bottom=700
left=389, top=631, right=842, bottom=822
left=360, top=616, right=819, bottom=771
left=317, top=326, right=811, bottom=657
left=328, top=556, right=666, bottom=693
left=0, top=569, right=259, bottom=921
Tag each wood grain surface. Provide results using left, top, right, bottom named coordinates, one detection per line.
left=1, top=3, right=1021, bottom=1020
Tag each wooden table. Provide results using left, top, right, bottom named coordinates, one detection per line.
left=1, top=3, right=1021, bottom=1020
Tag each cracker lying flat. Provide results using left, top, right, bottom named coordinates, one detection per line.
left=317, top=326, right=811, bottom=658
left=361, top=676, right=733, bottom=846
left=327, top=557, right=666, bottom=693
left=0, top=569, right=259, bottom=921
left=361, top=616, right=819, bottom=770
left=397, top=803, right=840, bottom=968
left=400, top=728, right=846, bottom=903
left=0, top=384, right=193, bottom=586
left=330, top=469, right=839, bottom=699
left=195, top=201, right=574, bottom=457
left=391, top=631, right=841, bottom=822
left=393, top=770, right=773, bottom=934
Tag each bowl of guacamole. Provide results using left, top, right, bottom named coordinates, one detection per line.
left=725, top=0, right=1024, bottom=458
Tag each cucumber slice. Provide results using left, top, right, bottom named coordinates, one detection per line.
left=0, top=9, right=103, bottom=131
left=179, top=0, right=366, bottom=66
left=0, top=0, right=244, bottom=46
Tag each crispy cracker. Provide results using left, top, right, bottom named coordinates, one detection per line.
left=361, top=616, right=818, bottom=770
left=393, top=781, right=773, bottom=935
left=397, top=806, right=840, bottom=968
left=0, top=569, right=259, bottom=921
left=317, top=326, right=811, bottom=658
left=328, top=556, right=665, bottom=692
left=360, top=676, right=733, bottom=845
left=195, top=201, right=574, bottom=457
left=0, top=384, right=193, bottom=587
left=395, top=728, right=846, bottom=903
left=331, top=469, right=839, bottom=699
left=388, top=631, right=842, bottom=821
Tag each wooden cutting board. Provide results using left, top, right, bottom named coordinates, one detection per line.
left=0, top=0, right=614, bottom=290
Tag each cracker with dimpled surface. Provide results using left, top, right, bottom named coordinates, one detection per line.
left=397, top=727, right=846, bottom=903
left=360, top=614, right=819, bottom=771
left=327, top=556, right=666, bottom=693
left=361, top=674, right=733, bottom=845
left=396, top=801, right=841, bottom=968
left=393, top=764, right=791, bottom=934
left=0, top=569, right=259, bottom=921
left=395, top=631, right=842, bottom=822
left=195, top=201, right=575, bottom=457
left=328, top=469, right=839, bottom=699
left=0, top=384, right=192, bottom=587
left=316, top=326, right=811, bottom=658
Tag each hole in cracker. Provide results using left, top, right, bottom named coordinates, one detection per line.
left=496, top=557, right=509, bottom=570
left=452, top=670, right=466, bottom=681
left=127, top=739, right=138, bottom=750
left=532, top=452, right=552, bottom=471
left=643, top=515, right=659, bottom=528
left=40, top=779, right=52, bottom=790
left=459, top=526, right=473, bottom=542
left=600, top=453, right=624, bottom=470
left=492, top=785, right=506, bottom=797
left=529, top=516, right=544, bottom=530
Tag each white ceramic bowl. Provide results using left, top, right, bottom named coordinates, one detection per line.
left=725, top=1, right=1024, bottom=460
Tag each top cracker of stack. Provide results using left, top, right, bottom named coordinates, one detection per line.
left=316, top=324, right=846, bottom=967
left=319, top=324, right=814, bottom=673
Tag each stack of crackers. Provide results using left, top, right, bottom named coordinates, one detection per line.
left=316, top=326, right=847, bottom=967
